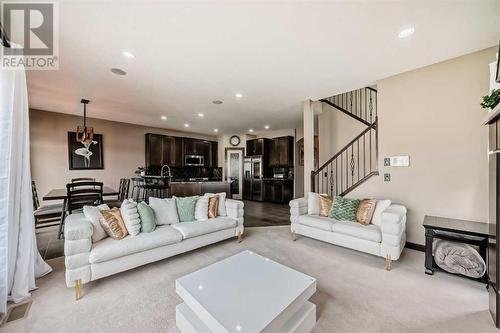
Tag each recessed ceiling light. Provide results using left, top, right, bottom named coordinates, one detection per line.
left=122, top=51, right=135, bottom=59
left=235, top=93, right=243, bottom=99
left=249, top=129, right=254, bottom=133
left=212, top=100, right=223, bottom=105
left=264, top=125, right=270, bottom=129
left=398, top=27, right=415, bottom=38
left=213, top=128, right=219, bottom=132
left=110, top=68, right=127, bottom=76
left=184, top=123, right=189, bottom=128
left=198, top=113, right=204, bottom=117
left=161, top=116, right=167, bottom=120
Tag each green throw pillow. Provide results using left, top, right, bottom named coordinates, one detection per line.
left=174, top=196, right=198, bottom=222
left=137, top=202, right=156, bottom=233
left=329, top=196, right=360, bottom=222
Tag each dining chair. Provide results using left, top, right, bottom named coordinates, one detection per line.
left=104, top=178, right=130, bottom=207
left=58, top=181, right=103, bottom=239
left=71, top=177, right=96, bottom=183
left=131, top=177, right=145, bottom=202
left=32, top=181, right=64, bottom=229
left=118, top=178, right=131, bottom=201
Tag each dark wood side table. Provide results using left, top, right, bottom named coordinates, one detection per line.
left=423, top=215, right=489, bottom=283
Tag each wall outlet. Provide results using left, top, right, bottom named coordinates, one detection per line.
left=384, top=173, right=391, bottom=182
left=384, top=158, right=390, bottom=166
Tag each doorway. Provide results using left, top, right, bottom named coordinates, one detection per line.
left=225, top=148, right=244, bottom=200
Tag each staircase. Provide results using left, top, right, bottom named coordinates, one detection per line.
left=312, top=87, right=378, bottom=197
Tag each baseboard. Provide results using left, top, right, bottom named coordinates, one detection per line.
left=405, top=242, right=425, bottom=252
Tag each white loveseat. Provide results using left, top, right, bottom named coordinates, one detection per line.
left=64, top=199, right=244, bottom=299
left=289, top=197, right=406, bottom=270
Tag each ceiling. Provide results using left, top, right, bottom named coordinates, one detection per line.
left=25, top=0, right=500, bottom=135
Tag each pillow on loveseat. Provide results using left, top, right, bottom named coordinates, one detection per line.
left=100, top=207, right=128, bottom=240
left=356, top=199, right=376, bottom=225
left=329, top=196, right=360, bottom=222
left=137, top=201, right=155, bottom=233
left=120, top=199, right=141, bottom=235
left=174, top=196, right=198, bottom=222
left=149, top=197, right=179, bottom=225
left=83, top=204, right=110, bottom=242
left=204, top=193, right=227, bottom=217
left=319, top=195, right=333, bottom=217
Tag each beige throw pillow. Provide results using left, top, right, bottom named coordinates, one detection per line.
left=208, top=195, right=219, bottom=218
left=100, top=207, right=128, bottom=239
left=319, top=195, right=333, bottom=217
left=356, top=199, right=377, bottom=225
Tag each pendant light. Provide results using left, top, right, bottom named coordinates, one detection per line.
left=76, top=99, right=94, bottom=143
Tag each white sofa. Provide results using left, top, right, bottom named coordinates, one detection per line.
left=289, top=197, right=406, bottom=270
left=64, top=199, right=244, bottom=299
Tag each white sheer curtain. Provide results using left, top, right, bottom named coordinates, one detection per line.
left=0, top=59, right=52, bottom=314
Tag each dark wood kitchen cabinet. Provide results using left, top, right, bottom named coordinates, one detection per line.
left=182, top=138, right=218, bottom=167
left=145, top=133, right=183, bottom=167
left=263, top=179, right=293, bottom=204
left=269, top=136, right=294, bottom=167
left=246, top=138, right=270, bottom=156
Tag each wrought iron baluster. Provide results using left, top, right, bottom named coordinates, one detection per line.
left=350, top=147, right=355, bottom=179
left=369, top=91, right=373, bottom=123
left=357, top=139, right=360, bottom=181
left=350, top=91, right=353, bottom=114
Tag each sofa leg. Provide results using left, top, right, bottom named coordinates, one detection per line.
left=385, top=255, right=392, bottom=271
left=292, top=231, right=298, bottom=241
left=237, top=231, right=242, bottom=243
left=75, top=279, right=82, bottom=300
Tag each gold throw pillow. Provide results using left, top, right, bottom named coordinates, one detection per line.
left=319, top=195, right=333, bottom=217
left=356, top=199, right=377, bottom=225
left=100, top=207, right=128, bottom=239
left=208, top=195, right=219, bottom=219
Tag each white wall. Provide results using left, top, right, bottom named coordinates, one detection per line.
left=316, top=47, right=496, bottom=245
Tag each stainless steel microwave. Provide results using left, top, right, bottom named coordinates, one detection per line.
left=185, top=155, right=204, bottom=166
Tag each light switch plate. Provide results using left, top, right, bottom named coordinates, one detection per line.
left=384, top=158, right=390, bottom=166
left=384, top=173, right=391, bottom=182
left=389, top=156, right=410, bottom=167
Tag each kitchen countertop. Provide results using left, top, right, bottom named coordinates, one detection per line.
left=141, top=175, right=171, bottom=179
left=170, top=180, right=231, bottom=184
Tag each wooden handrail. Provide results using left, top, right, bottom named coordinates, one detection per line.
left=313, top=119, right=377, bottom=176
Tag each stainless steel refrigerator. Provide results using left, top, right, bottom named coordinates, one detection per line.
left=243, top=156, right=264, bottom=201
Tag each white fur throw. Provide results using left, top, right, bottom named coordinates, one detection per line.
left=434, top=240, right=486, bottom=278
left=120, top=199, right=141, bottom=236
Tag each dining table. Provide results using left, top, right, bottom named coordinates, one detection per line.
left=43, top=186, right=118, bottom=238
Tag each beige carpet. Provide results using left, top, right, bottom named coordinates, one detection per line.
left=1, top=226, right=497, bottom=333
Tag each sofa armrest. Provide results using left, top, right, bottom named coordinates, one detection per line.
left=226, top=199, right=244, bottom=210
left=226, top=199, right=244, bottom=224
left=64, top=213, right=93, bottom=241
left=289, top=198, right=307, bottom=216
left=380, top=205, right=407, bottom=236
left=64, top=213, right=93, bottom=287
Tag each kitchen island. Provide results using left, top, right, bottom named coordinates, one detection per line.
left=169, top=181, right=232, bottom=198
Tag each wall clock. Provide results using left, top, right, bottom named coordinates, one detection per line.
left=229, top=135, right=241, bottom=146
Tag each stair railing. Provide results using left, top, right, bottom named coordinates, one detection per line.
left=312, top=86, right=378, bottom=197
left=320, top=87, right=377, bottom=125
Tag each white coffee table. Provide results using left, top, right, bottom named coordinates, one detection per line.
left=175, top=250, right=316, bottom=333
